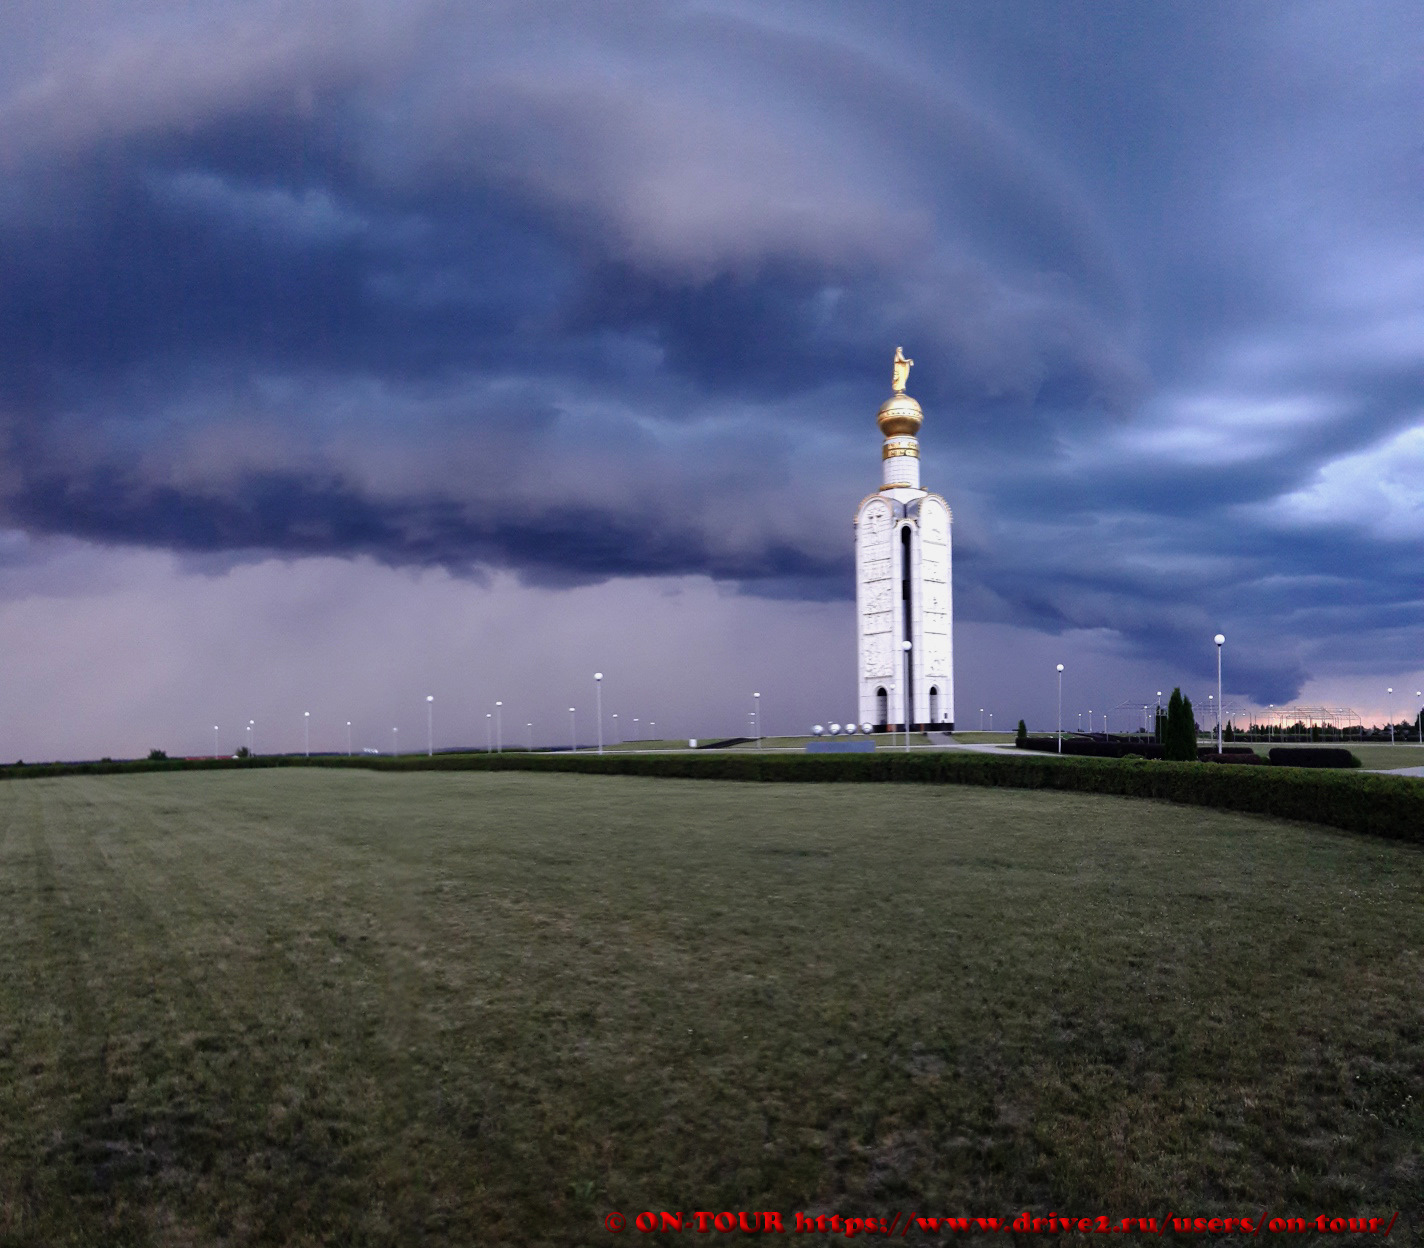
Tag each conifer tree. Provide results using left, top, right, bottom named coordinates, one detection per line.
left=1163, top=687, right=1198, bottom=761
left=1016, top=718, right=1028, bottom=748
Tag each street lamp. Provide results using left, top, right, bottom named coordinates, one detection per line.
left=1416, top=692, right=1422, bottom=744
left=527, top=721, right=533, bottom=751
left=304, top=710, right=310, bottom=757
left=346, top=721, right=352, bottom=756
left=632, top=717, right=639, bottom=739
left=392, top=726, right=398, bottom=756
left=426, top=695, right=434, bottom=756
left=612, top=713, right=619, bottom=743
left=214, top=725, right=219, bottom=755
left=495, top=701, right=503, bottom=753
left=247, top=720, right=254, bottom=756
left=1087, top=709, right=1092, bottom=734
left=594, top=674, right=604, bottom=756
left=988, top=712, right=992, bottom=732
left=1214, top=634, right=1225, bottom=751
left=569, top=707, right=577, bottom=751
left=486, top=713, right=493, bottom=752
left=1387, top=688, right=1394, bottom=744
left=649, top=720, right=656, bottom=740
left=1055, top=664, right=1064, bottom=753
left=901, top=640, right=913, bottom=750
left=753, top=691, right=761, bottom=748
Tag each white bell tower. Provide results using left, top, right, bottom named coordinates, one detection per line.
left=854, top=348, right=954, bottom=731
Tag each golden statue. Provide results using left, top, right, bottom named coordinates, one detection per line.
left=891, top=346, right=913, bottom=393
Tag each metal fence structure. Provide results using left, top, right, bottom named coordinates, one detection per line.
left=1099, top=701, right=1365, bottom=740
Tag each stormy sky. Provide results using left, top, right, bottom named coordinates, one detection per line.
left=1, top=0, right=1421, bottom=758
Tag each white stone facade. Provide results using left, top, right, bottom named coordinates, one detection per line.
left=854, top=405, right=954, bottom=730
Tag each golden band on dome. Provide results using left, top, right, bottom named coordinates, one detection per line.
left=879, top=481, right=914, bottom=491
left=882, top=444, right=920, bottom=459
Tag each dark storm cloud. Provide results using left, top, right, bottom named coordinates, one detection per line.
left=8, top=461, right=849, bottom=589
left=0, top=0, right=1420, bottom=703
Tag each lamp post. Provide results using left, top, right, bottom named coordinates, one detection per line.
left=1055, top=664, right=1064, bottom=753
left=392, top=726, right=398, bottom=757
left=214, top=725, right=219, bottom=755
left=1215, top=634, right=1225, bottom=751
left=901, top=640, right=913, bottom=750
left=495, top=701, right=503, bottom=753
left=1087, top=709, right=1092, bottom=734
left=346, top=721, right=352, bottom=756
left=612, top=713, right=619, bottom=743
left=988, top=712, right=992, bottom=732
left=485, top=713, right=492, bottom=752
left=1208, top=694, right=1214, bottom=748
left=247, top=720, right=254, bottom=755
left=569, top=708, right=576, bottom=751
left=527, top=721, right=533, bottom=751
left=753, top=691, right=761, bottom=748
left=594, top=674, right=604, bottom=755
left=979, top=707, right=984, bottom=730
left=304, top=710, right=310, bottom=757
left=1387, top=688, right=1394, bottom=743
left=632, top=717, right=639, bottom=740
left=649, top=720, right=655, bottom=741
left=1416, top=692, right=1422, bottom=743
left=426, top=695, right=434, bottom=756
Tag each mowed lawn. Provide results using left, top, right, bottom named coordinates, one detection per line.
left=0, top=771, right=1421, bottom=1246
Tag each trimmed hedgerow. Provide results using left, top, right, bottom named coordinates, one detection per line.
left=3, top=748, right=1417, bottom=845
left=1019, top=736, right=1166, bottom=760
left=1268, top=747, right=1361, bottom=769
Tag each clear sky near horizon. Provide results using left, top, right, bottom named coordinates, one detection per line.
left=0, top=1, right=1421, bottom=759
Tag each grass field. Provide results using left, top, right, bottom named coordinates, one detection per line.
left=1, top=770, right=1420, bottom=1246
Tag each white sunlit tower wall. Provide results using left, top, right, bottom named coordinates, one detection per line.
left=854, top=349, right=954, bottom=732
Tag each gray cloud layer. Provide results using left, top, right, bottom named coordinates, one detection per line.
left=1, top=0, right=1421, bottom=705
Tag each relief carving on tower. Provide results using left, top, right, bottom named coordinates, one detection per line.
left=864, top=582, right=893, bottom=616
left=859, top=500, right=892, bottom=549
left=920, top=635, right=950, bottom=679
left=862, top=558, right=891, bottom=581
left=920, top=499, right=948, bottom=545
left=861, top=633, right=893, bottom=679
left=922, top=583, right=950, bottom=619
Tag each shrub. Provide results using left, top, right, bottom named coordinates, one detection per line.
left=1015, top=719, right=1028, bottom=748
left=147, top=749, right=168, bottom=761
left=1269, top=747, right=1360, bottom=769
left=1201, top=751, right=1265, bottom=765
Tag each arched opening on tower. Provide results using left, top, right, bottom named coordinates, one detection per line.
left=929, top=686, right=939, bottom=723
left=875, top=686, right=888, bottom=729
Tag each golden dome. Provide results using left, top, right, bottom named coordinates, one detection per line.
left=877, top=392, right=923, bottom=438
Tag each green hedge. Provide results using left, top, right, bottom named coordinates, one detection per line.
left=3, top=750, right=1420, bottom=845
